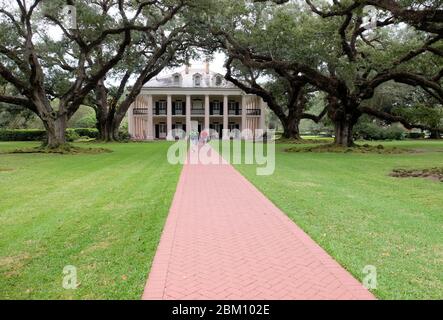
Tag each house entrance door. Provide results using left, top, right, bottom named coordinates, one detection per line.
left=158, top=123, right=167, bottom=139
left=212, top=123, right=223, bottom=139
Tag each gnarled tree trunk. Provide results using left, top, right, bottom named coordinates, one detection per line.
left=96, top=115, right=122, bottom=141
left=110, top=111, right=126, bottom=141
left=430, top=129, right=441, bottom=139
left=43, top=114, right=68, bottom=148
left=282, top=115, right=302, bottom=139
left=327, top=96, right=360, bottom=147
left=96, top=111, right=116, bottom=141
left=333, top=117, right=355, bottom=147
left=95, top=108, right=125, bottom=142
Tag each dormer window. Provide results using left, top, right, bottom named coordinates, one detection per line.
left=194, top=74, right=201, bottom=87
left=215, top=75, right=222, bottom=86
left=172, top=73, right=181, bottom=86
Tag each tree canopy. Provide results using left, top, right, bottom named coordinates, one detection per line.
left=199, top=0, right=443, bottom=145
left=0, top=0, right=442, bottom=146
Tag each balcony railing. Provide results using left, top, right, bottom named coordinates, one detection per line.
left=246, top=109, right=261, bottom=116
left=155, top=109, right=166, bottom=115
left=135, top=107, right=260, bottom=116
left=173, top=108, right=184, bottom=115
left=133, top=108, right=148, bottom=115
left=228, top=109, right=242, bottom=115
left=191, top=109, right=205, bottom=115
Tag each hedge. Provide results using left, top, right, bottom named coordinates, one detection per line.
left=0, top=128, right=99, bottom=142
left=0, top=129, right=46, bottom=141
left=354, top=122, right=406, bottom=141
left=70, top=128, right=99, bottom=139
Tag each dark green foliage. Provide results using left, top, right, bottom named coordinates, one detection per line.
left=354, top=122, right=406, bottom=141
left=0, top=128, right=99, bottom=141
left=393, top=104, right=443, bottom=134
left=65, top=130, right=81, bottom=142
left=406, top=131, right=425, bottom=139
left=116, top=129, right=130, bottom=141
left=4, top=145, right=113, bottom=155
left=0, top=129, right=46, bottom=141
left=69, top=128, right=99, bottom=139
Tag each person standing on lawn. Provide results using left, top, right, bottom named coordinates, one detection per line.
left=200, top=129, right=209, bottom=144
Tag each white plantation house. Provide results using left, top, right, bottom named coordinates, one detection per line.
left=127, top=62, right=267, bottom=140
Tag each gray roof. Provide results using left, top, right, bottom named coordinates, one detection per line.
left=143, top=67, right=237, bottom=89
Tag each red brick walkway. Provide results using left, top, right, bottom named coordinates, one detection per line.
left=142, top=147, right=375, bottom=300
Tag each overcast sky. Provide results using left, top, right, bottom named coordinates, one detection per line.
left=160, top=52, right=228, bottom=76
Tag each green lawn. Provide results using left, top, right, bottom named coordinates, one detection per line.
left=1, top=139, right=442, bottom=300
left=0, top=141, right=182, bottom=299
left=231, top=140, right=443, bottom=299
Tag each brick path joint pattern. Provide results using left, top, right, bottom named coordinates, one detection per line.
left=142, top=147, right=375, bottom=300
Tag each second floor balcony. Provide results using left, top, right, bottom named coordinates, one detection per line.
left=191, top=108, right=205, bottom=115
left=246, top=109, right=261, bottom=116
left=155, top=108, right=167, bottom=115
left=133, top=108, right=149, bottom=115
left=135, top=104, right=260, bottom=117
left=228, top=108, right=242, bottom=116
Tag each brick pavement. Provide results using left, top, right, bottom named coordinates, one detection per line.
left=142, top=146, right=375, bottom=300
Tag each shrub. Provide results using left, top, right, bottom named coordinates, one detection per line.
left=117, top=130, right=130, bottom=141
left=406, top=131, right=425, bottom=139
left=0, top=128, right=99, bottom=142
left=384, top=126, right=406, bottom=140
left=354, top=122, right=405, bottom=141
left=65, top=129, right=81, bottom=142
left=71, top=114, right=96, bottom=128
left=0, top=129, right=46, bottom=141
left=71, top=128, right=99, bottom=139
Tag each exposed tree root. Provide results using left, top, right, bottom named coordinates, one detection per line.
left=276, top=138, right=330, bottom=144
left=285, top=143, right=415, bottom=154
left=390, top=168, right=443, bottom=182
left=3, top=144, right=112, bottom=155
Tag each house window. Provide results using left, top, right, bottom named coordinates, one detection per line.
left=159, top=123, right=167, bottom=138
left=158, top=100, right=166, bottom=114
left=212, top=122, right=222, bottom=136
left=175, top=100, right=183, bottom=114
left=173, top=75, right=180, bottom=85
left=228, top=122, right=240, bottom=138
left=213, top=100, right=220, bottom=115
left=228, top=101, right=237, bottom=114
left=194, top=75, right=201, bottom=86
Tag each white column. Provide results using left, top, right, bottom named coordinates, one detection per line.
left=259, top=98, right=266, bottom=130
left=128, top=103, right=134, bottom=138
left=241, top=95, right=247, bottom=138
left=223, top=95, right=229, bottom=140
left=186, top=95, right=191, bottom=137
left=204, top=95, right=210, bottom=131
left=166, top=95, right=173, bottom=140
left=147, top=95, right=154, bottom=140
